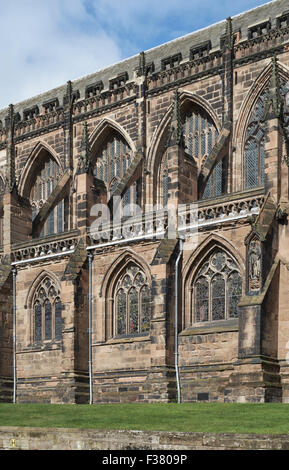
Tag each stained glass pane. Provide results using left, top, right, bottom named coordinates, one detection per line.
left=203, top=175, right=213, bottom=200
left=141, top=286, right=150, bottom=332
left=123, top=187, right=131, bottom=216
left=208, top=129, right=213, bottom=154
left=193, top=250, right=242, bottom=323
left=212, top=251, right=226, bottom=271
left=260, top=140, right=265, bottom=186
left=31, top=156, right=63, bottom=238
left=195, top=277, right=209, bottom=322
left=55, top=300, right=62, bottom=340
left=129, top=287, right=138, bottom=334
left=114, top=264, right=149, bottom=336
left=57, top=201, right=63, bottom=234
left=194, top=132, right=199, bottom=157
left=244, top=89, right=268, bottom=189
left=212, top=275, right=225, bottom=320
left=163, top=167, right=169, bottom=207
left=116, top=289, right=126, bottom=335
left=47, top=209, right=55, bottom=236
left=44, top=301, right=52, bottom=340
left=94, top=132, right=131, bottom=189
left=214, top=160, right=223, bottom=197
left=245, top=139, right=258, bottom=189
left=34, top=302, right=42, bottom=342
left=228, top=272, right=242, bottom=318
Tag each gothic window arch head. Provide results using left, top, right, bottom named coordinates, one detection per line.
left=94, top=131, right=139, bottom=216
left=191, top=249, right=242, bottom=324
left=244, top=89, right=269, bottom=189
left=159, top=101, right=226, bottom=205
left=30, top=152, right=68, bottom=237
left=182, top=103, right=228, bottom=200
left=113, top=263, right=151, bottom=337
left=32, top=276, right=63, bottom=343
left=182, top=105, right=215, bottom=162
left=94, top=131, right=131, bottom=194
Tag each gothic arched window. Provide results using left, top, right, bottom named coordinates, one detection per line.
left=192, top=250, right=242, bottom=323
left=94, top=132, right=139, bottom=216
left=30, top=155, right=67, bottom=237
left=182, top=106, right=226, bottom=200
left=114, top=264, right=151, bottom=336
left=202, top=160, right=225, bottom=200
left=160, top=154, right=169, bottom=207
left=32, top=277, right=63, bottom=342
left=244, top=90, right=268, bottom=189
left=183, top=108, right=218, bottom=161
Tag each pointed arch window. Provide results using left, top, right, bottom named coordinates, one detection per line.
left=32, top=277, right=63, bottom=343
left=160, top=154, right=169, bottom=207
left=30, top=154, right=68, bottom=237
left=94, top=132, right=139, bottom=215
left=244, top=90, right=268, bottom=189
left=182, top=106, right=226, bottom=200
left=192, top=250, right=242, bottom=323
left=202, top=160, right=226, bottom=200
left=114, top=264, right=151, bottom=336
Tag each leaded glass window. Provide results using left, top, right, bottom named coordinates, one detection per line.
left=32, top=277, right=63, bottom=342
left=182, top=107, right=226, bottom=199
left=94, top=132, right=139, bottom=215
left=183, top=108, right=218, bottom=162
left=192, top=250, right=242, bottom=323
left=30, top=155, right=67, bottom=237
left=202, top=160, right=225, bottom=200
left=161, top=154, right=169, bottom=207
left=244, top=89, right=269, bottom=189
left=114, top=264, right=151, bottom=336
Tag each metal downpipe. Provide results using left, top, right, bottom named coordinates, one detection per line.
left=88, top=252, right=93, bottom=405
left=12, top=266, right=17, bottom=404
left=174, top=238, right=183, bottom=404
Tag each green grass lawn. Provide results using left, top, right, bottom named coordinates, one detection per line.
left=1, top=402, right=289, bottom=434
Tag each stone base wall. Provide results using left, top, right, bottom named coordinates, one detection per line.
left=92, top=368, right=177, bottom=403
left=16, top=372, right=89, bottom=404
left=1, top=427, right=289, bottom=450
left=0, top=377, right=13, bottom=403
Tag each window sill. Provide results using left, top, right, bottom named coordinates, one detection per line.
left=180, top=318, right=239, bottom=336
left=21, top=340, right=63, bottom=352
left=98, top=333, right=150, bottom=346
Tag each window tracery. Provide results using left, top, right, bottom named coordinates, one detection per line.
left=244, top=89, right=268, bottom=189
left=94, top=132, right=139, bottom=216
left=114, top=264, right=151, bottom=336
left=30, top=155, right=67, bottom=237
left=32, top=276, right=63, bottom=342
left=192, top=250, right=242, bottom=323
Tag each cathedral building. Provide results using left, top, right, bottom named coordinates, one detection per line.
left=1, top=0, right=289, bottom=404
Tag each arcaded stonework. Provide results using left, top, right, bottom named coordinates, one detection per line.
left=1, top=0, right=289, bottom=404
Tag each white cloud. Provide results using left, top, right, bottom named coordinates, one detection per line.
left=0, top=0, right=270, bottom=111
left=0, top=0, right=121, bottom=110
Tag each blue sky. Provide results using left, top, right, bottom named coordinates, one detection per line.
left=0, top=0, right=271, bottom=110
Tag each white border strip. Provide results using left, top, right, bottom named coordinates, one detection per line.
left=11, top=249, right=75, bottom=266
